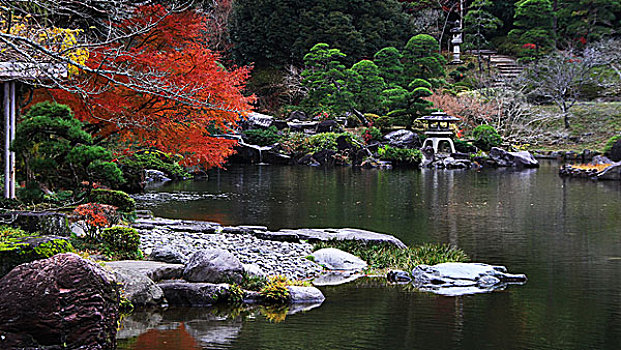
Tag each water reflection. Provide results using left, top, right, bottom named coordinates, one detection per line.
left=117, top=303, right=326, bottom=350
left=128, top=163, right=621, bottom=350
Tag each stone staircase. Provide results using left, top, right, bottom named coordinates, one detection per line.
left=469, top=50, right=524, bottom=88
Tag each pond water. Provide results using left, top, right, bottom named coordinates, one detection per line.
left=119, top=162, right=621, bottom=350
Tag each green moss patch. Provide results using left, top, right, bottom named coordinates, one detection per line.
left=0, top=234, right=74, bottom=277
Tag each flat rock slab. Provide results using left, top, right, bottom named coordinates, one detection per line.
left=104, top=260, right=184, bottom=282
left=158, top=280, right=229, bottom=307
left=253, top=230, right=300, bottom=242
left=279, top=228, right=406, bottom=248
left=412, top=262, right=527, bottom=296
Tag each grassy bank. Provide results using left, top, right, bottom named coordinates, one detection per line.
left=530, top=102, right=620, bottom=152
left=313, top=240, right=469, bottom=274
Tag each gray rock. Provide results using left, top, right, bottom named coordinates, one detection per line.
left=242, top=263, right=266, bottom=278
left=287, top=286, right=326, bottom=304
left=183, top=249, right=243, bottom=283
left=108, top=265, right=166, bottom=307
left=149, top=245, right=186, bottom=264
left=104, top=260, right=184, bottom=282
left=70, top=222, right=87, bottom=237
left=383, top=130, right=421, bottom=149
left=387, top=270, right=412, bottom=283
left=412, top=262, right=527, bottom=296
left=311, top=248, right=367, bottom=271
left=489, top=147, right=539, bottom=168
left=145, top=169, right=171, bottom=183
left=158, top=280, right=229, bottom=306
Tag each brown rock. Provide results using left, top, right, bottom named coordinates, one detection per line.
left=0, top=253, right=120, bottom=349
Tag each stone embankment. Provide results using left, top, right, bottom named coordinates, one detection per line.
left=133, top=216, right=405, bottom=280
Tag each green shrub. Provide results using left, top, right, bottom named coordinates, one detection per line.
left=227, top=283, right=245, bottom=304
left=378, top=145, right=422, bottom=166
left=119, top=150, right=190, bottom=181
left=89, top=189, right=135, bottom=213
left=279, top=132, right=310, bottom=154
left=306, top=132, right=362, bottom=153
left=362, top=126, right=383, bottom=143
left=243, top=126, right=281, bottom=146
left=0, top=198, right=22, bottom=211
left=603, top=135, right=620, bottom=154
left=259, top=276, right=291, bottom=304
left=241, top=272, right=268, bottom=291
left=472, top=125, right=502, bottom=151
left=100, top=226, right=141, bottom=258
left=453, top=139, right=477, bottom=153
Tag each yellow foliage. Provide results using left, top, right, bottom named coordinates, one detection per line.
left=0, top=14, right=89, bottom=76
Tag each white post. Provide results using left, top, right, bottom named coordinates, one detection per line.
left=3, top=82, right=10, bottom=198
left=9, top=81, right=16, bottom=198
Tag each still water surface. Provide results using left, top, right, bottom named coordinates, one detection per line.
left=119, top=162, right=620, bottom=350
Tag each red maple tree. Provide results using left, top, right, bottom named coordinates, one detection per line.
left=41, top=4, right=254, bottom=168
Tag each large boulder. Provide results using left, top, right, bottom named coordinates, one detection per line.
left=0, top=235, right=73, bottom=278
left=0, top=253, right=119, bottom=349
left=103, top=261, right=180, bottom=308
left=158, top=280, right=229, bottom=307
left=287, top=286, right=326, bottom=304
left=0, top=211, right=69, bottom=236
left=383, top=130, right=421, bottom=149
left=316, top=120, right=342, bottom=133
left=488, top=147, right=539, bottom=168
left=149, top=245, right=186, bottom=264
left=183, top=249, right=244, bottom=283
left=412, top=262, right=527, bottom=296
left=311, top=248, right=367, bottom=271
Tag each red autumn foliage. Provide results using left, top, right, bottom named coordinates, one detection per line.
left=522, top=43, right=537, bottom=50
left=73, top=203, right=118, bottom=239
left=40, top=5, right=254, bottom=168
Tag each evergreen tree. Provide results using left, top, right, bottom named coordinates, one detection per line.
left=300, top=43, right=354, bottom=115
left=346, top=60, right=387, bottom=114
left=229, top=0, right=415, bottom=68
left=403, top=34, right=446, bottom=86
left=373, top=47, right=406, bottom=88
left=557, top=0, right=620, bottom=46
left=382, top=79, right=435, bottom=129
left=509, top=0, right=556, bottom=57
left=464, top=0, right=503, bottom=71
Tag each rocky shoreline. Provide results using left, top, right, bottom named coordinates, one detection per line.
left=132, top=214, right=406, bottom=280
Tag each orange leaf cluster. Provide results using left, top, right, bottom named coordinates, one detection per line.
left=41, top=4, right=254, bottom=168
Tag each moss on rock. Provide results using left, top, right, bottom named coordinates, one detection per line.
left=0, top=235, right=74, bottom=278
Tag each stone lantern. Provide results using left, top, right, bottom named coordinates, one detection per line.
left=417, top=111, right=461, bottom=154
left=450, top=26, right=463, bottom=64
